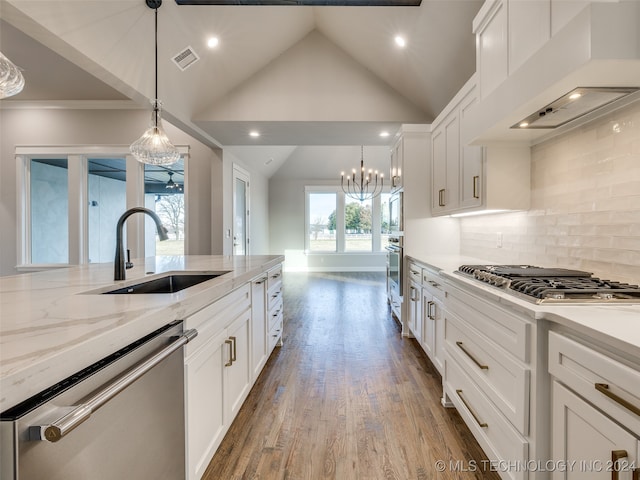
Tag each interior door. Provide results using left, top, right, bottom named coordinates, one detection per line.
left=232, top=165, right=250, bottom=256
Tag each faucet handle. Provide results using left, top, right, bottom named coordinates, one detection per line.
left=125, top=249, right=134, bottom=270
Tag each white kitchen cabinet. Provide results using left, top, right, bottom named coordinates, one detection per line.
left=549, top=330, right=640, bottom=480
left=183, top=263, right=284, bottom=480
left=266, top=265, right=284, bottom=352
left=431, top=74, right=531, bottom=216
left=474, top=0, right=508, bottom=100
left=251, top=274, right=268, bottom=381
left=552, top=381, right=639, bottom=480
left=421, top=268, right=445, bottom=375
left=407, top=280, right=423, bottom=345
left=442, top=278, right=547, bottom=479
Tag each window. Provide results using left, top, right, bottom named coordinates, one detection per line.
left=344, top=198, right=372, bottom=252
left=308, top=192, right=337, bottom=252
left=30, top=158, right=69, bottom=264
left=144, top=160, right=185, bottom=256
left=305, top=187, right=389, bottom=253
left=17, top=146, right=189, bottom=270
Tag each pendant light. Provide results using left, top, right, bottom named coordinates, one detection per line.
left=130, top=0, right=180, bottom=166
left=0, top=52, right=25, bottom=99
left=341, top=146, right=384, bottom=202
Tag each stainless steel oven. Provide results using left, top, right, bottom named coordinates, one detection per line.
left=1, top=320, right=198, bottom=480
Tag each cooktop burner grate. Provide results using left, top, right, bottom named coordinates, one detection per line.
left=456, top=264, right=640, bottom=304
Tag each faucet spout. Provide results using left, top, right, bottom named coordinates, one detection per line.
left=114, top=207, right=169, bottom=281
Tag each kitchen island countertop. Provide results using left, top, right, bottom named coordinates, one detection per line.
left=0, top=255, right=284, bottom=412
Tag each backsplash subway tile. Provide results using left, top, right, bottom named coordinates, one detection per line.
left=460, top=100, right=640, bottom=285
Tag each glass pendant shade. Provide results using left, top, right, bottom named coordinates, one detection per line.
left=130, top=100, right=180, bottom=165
left=0, top=52, right=25, bottom=99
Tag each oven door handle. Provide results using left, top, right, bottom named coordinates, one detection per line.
left=30, top=329, right=198, bottom=443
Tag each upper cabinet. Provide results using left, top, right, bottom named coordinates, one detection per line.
left=431, top=74, right=530, bottom=216
left=468, top=0, right=640, bottom=144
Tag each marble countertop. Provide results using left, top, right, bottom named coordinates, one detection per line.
left=407, top=254, right=640, bottom=359
left=0, top=255, right=284, bottom=412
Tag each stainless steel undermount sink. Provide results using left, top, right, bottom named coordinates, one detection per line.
left=103, top=272, right=229, bottom=294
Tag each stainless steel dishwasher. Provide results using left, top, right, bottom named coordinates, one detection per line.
left=0, top=320, right=197, bottom=480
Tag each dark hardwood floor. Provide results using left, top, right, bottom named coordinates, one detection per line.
left=202, top=272, right=501, bottom=480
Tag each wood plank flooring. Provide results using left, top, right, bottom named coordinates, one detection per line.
left=202, top=272, right=501, bottom=480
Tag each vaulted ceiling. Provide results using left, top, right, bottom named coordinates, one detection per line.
left=0, top=0, right=481, bottom=157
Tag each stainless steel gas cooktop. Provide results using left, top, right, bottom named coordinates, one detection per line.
left=456, top=265, right=640, bottom=305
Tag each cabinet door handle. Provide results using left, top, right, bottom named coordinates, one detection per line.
left=595, top=383, right=640, bottom=416
left=427, top=279, right=439, bottom=288
left=229, top=336, right=237, bottom=363
left=427, top=301, right=435, bottom=320
left=456, top=389, right=487, bottom=428
left=456, top=341, right=488, bottom=370
left=409, top=286, right=418, bottom=301
left=224, top=339, right=233, bottom=367
left=473, top=175, right=480, bottom=199
left=255, top=277, right=267, bottom=285
left=438, top=189, right=445, bottom=207
left=611, top=450, right=628, bottom=480
left=271, top=273, right=281, bottom=279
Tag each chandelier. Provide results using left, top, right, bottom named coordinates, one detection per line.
left=165, top=171, right=183, bottom=191
left=130, top=0, right=180, bottom=166
left=341, top=146, right=384, bottom=202
left=0, top=52, right=25, bottom=99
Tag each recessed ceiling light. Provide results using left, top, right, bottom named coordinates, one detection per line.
left=249, top=131, right=260, bottom=138
left=394, top=36, right=406, bottom=48
left=207, top=37, right=219, bottom=49
left=569, top=92, right=582, bottom=100
left=379, top=131, right=390, bottom=137
left=519, top=121, right=529, bottom=128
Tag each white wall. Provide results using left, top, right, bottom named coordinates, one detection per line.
left=460, top=99, right=640, bottom=285
left=0, top=107, right=218, bottom=276
left=269, top=145, right=390, bottom=272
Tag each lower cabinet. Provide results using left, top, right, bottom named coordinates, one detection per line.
left=549, top=331, right=640, bottom=480
left=184, top=263, right=284, bottom=480
left=551, top=381, right=639, bottom=480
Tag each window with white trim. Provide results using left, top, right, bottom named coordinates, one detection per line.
left=305, top=187, right=390, bottom=253
left=16, top=146, right=188, bottom=270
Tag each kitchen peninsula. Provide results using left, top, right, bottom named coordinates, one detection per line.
left=0, top=254, right=284, bottom=412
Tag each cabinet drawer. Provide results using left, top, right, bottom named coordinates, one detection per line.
left=267, top=284, right=282, bottom=311
left=446, top=283, right=531, bottom=362
left=268, top=317, right=283, bottom=351
left=446, top=313, right=530, bottom=434
left=408, top=262, right=422, bottom=283
left=185, top=284, right=251, bottom=357
left=549, top=331, right=640, bottom=434
left=267, top=265, right=282, bottom=291
left=445, top=355, right=528, bottom=480
left=422, top=269, right=445, bottom=301
left=267, top=297, right=283, bottom=332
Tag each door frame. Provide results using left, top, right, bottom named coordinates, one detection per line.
left=232, top=164, right=250, bottom=256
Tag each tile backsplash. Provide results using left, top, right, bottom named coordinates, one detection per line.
left=460, top=100, right=640, bottom=285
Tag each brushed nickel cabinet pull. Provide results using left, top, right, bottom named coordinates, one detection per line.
left=409, top=286, right=418, bottom=302
left=427, top=301, right=435, bottom=320
left=611, top=450, right=628, bottom=480
left=595, top=383, right=640, bottom=416
left=456, top=341, right=488, bottom=370
left=473, top=175, right=480, bottom=199
left=456, top=389, right=487, bottom=428
left=438, top=189, right=445, bottom=207
left=225, top=339, right=233, bottom=367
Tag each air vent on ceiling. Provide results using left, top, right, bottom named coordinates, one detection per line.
left=172, top=46, right=200, bottom=71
